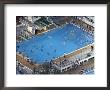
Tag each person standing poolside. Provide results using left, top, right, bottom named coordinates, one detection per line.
left=64, top=53, right=66, bottom=58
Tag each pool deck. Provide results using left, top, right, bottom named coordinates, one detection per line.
left=16, top=53, right=39, bottom=70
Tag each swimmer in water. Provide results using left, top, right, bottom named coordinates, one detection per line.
left=54, top=49, right=56, bottom=52
left=31, top=49, right=33, bottom=53
left=47, top=52, right=50, bottom=55
left=41, top=48, right=43, bottom=52
left=17, top=45, right=19, bottom=48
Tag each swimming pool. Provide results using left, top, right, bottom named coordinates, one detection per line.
left=16, top=24, right=94, bottom=64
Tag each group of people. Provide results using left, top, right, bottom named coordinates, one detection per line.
left=80, top=67, right=94, bottom=74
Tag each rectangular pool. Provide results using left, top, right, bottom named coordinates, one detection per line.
left=16, top=24, right=94, bottom=64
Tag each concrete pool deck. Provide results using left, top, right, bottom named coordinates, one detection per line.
left=16, top=53, right=39, bottom=70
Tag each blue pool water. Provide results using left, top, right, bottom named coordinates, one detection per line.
left=16, top=24, right=94, bottom=64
